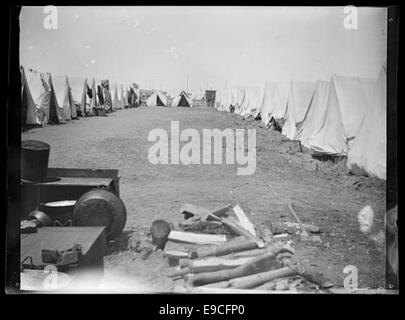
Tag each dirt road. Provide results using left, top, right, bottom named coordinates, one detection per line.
left=22, top=106, right=386, bottom=291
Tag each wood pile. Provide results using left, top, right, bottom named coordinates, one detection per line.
left=159, top=203, right=334, bottom=293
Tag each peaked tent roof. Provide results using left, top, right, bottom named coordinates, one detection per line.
left=306, top=75, right=375, bottom=155
left=221, top=88, right=232, bottom=112
left=215, top=89, right=222, bottom=110
left=282, top=81, right=316, bottom=140
left=88, top=77, right=97, bottom=113
left=295, top=80, right=331, bottom=147
left=259, top=81, right=290, bottom=126
left=259, top=81, right=278, bottom=125
left=347, top=64, right=386, bottom=179
left=111, top=82, right=121, bottom=110
left=21, top=67, right=52, bottom=126
left=146, top=91, right=168, bottom=107
left=240, top=86, right=264, bottom=118
left=119, top=84, right=126, bottom=108
left=68, top=76, right=87, bottom=115
left=233, top=87, right=246, bottom=114
left=51, top=75, right=73, bottom=121
left=174, top=91, right=192, bottom=107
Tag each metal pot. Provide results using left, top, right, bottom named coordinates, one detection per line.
left=21, top=140, right=50, bottom=182
left=72, top=189, right=127, bottom=240
left=28, top=210, right=52, bottom=226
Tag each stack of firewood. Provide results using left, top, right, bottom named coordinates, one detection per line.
left=163, top=203, right=334, bottom=293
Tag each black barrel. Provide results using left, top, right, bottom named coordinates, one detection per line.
left=21, top=140, right=50, bottom=182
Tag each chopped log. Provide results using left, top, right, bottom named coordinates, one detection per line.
left=233, top=204, right=257, bottom=237
left=207, top=204, right=232, bottom=221
left=165, top=250, right=189, bottom=259
left=229, top=266, right=297, bottom=289
left=168, top=256, right=255, bottom=278
left=293, top=264, right=334, bottom=288
left=187, top=246, right=285, bottom=286
left=286, top=203, right=310, bottom=238
left=218, top=248, right=267, bottom=259
left=191, top=238, right=258, bottom=259
left=180, top=256, right=255, bottom=269
left=167, top=267, right=192, bottom=278
left=210, top=213, right=264, bottom=248
left=168, top=230, right=227, bottom=245
left=189, top=287, right=275, bottom=294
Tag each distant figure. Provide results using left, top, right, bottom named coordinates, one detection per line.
left=150, top=220, right=171, bottom=251
left=229, top=105, right=235, bottom=113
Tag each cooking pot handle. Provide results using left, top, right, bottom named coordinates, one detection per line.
left=54, top=219, right=73, bottom=227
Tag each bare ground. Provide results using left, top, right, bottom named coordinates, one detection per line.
left=22, top=106, right=386, bottom=292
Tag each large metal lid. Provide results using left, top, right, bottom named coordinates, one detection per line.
left=73, top=189, right=126, bottom=240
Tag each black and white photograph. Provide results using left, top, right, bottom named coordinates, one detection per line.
left=5, top=5, right=398, bottom=295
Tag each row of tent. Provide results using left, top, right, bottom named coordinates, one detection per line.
left=215, top=64, right=387, bottom=180
left=145, top=90, right=193, bottom=107
left=21, top=66, right=141, bottom=126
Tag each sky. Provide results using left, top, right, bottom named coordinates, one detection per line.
left=20, top=6, right=387, bottom=95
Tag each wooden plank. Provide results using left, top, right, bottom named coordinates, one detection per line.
left=46, top=168, right=120, bottom=196
left=168, top=231, right=227, bottom=245
left=192, top=238, right=258, bottom=258
left=35, top=177, right=114, bottom=187
left=47, top=168, right=119, bottom=179
left=212, top=214, right=264, bottom=248
left=21, top=227, right=106, bottom=268
left=233, top=205, right=257, bottom=237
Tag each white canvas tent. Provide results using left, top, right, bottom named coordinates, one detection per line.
left=259, top=81, right=290, bottom=126
left=295, top=80, right=331, bottom=147
left=238, top=87, right=251, bottom=116
left=51, top=75, right=74, bottom=121
left=282, top=81, right=316, bottom=140
left=242, top=86, right=264, bottom=118
left=88, top=77, right=97, bottom=114
left=174, top=91, right=192, bottom=107
left=306, top=75, right=375, bottom=155
left=146, top=91, right=168, bottom=107
left=215, top=89, right=222, bottom=110
left=21, top=67, right=52, bottom=125
left=68, top=77, right=87, bottom=116
left=119, top=84, right=126, bottom=108
left=222, top=88, right=232, bottom=112
left=347, top=64, right=386, bottom=179
left=110, top=82, right=123, bottom=110
left=233, top=87, right=246, bottom=114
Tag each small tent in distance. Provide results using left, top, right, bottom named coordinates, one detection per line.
left=21, top=66, right=53, bottom=127
left=68, top=76, right=87, bottom=117
left=50, top=74, right=75, bottom=122
left=174, top=91, right=192, bottom=107
left=146, top=91, right=168, bottom=107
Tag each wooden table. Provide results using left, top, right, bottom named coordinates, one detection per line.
left=21, top=227, right=106, bottom=286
